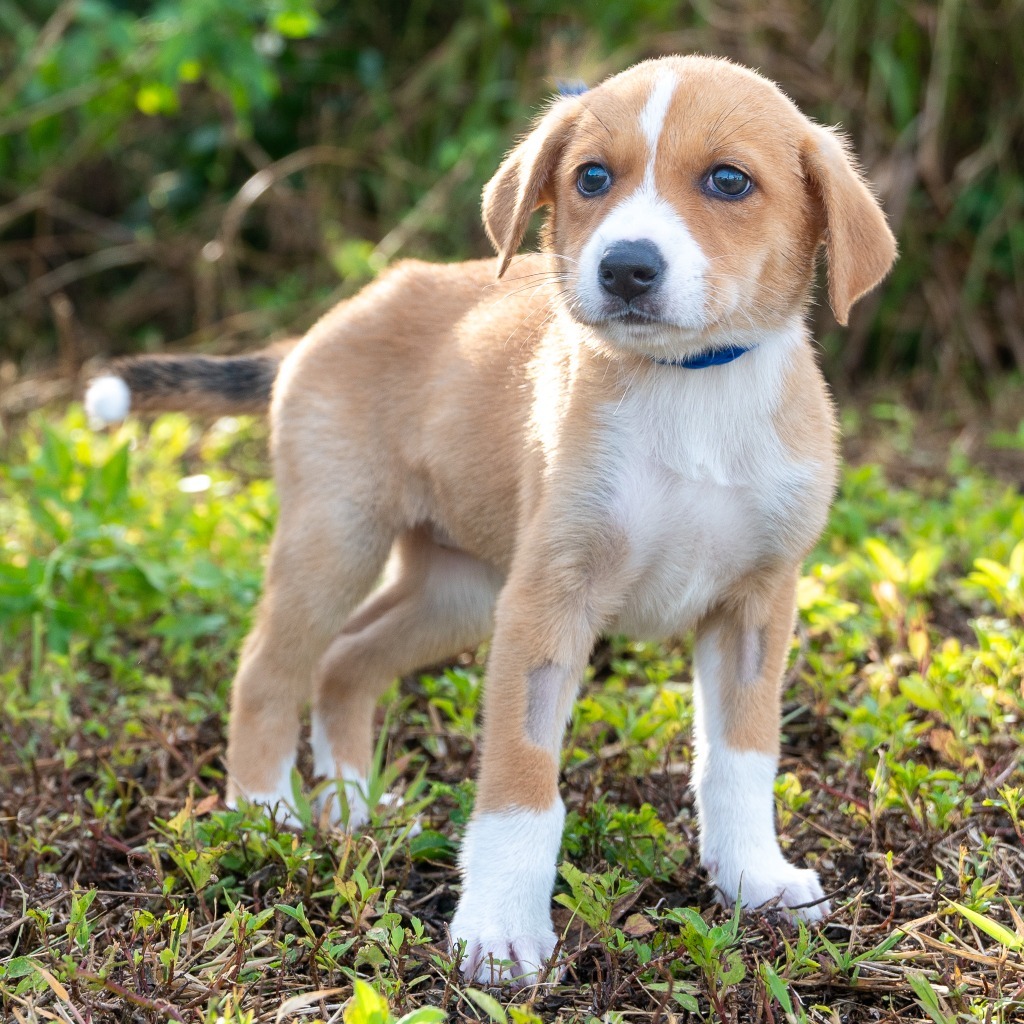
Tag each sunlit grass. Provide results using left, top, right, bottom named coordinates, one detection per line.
left=1, top=407, right=1022, bottom=1022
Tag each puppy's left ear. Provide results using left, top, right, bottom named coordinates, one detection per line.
left=802, top=125, right=897, bottom=325
left=483, top=97, right=580, bottom=277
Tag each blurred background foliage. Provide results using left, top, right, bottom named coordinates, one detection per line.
left=0, top=0, right=1022, bottom=398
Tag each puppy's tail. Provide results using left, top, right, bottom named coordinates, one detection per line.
left=84, top=343, right=294, bottom=424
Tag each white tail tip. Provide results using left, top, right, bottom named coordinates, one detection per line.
left=84, top=375, right=131, bottom=425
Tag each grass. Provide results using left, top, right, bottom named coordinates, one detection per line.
left=1, top=403, right=1023, bottom=1022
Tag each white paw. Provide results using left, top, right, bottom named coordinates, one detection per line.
left=712, top=859, right=830, bottom=921
left=449, top=911, right=556, bottom=987
left=694, top=748, right=829, bottom=922
left=449, top=803, right=565, bottom=986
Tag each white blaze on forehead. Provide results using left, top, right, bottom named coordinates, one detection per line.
left=574, top=65, right=715, bottom=341
left=639, top=68, right=678, bottom=173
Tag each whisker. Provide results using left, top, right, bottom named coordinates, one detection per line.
left=706, top=99, right=745, bottom=145
left=505, top=249, right=581, bottom=266
left=710, top=112, right=762, bottom=149
left=614, top=353, right=647, bottom=415
left=582, top=103, right=613, bottom=141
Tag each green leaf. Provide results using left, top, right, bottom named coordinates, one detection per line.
left=2, top=956, right=40, bottom=979
left=720, top=952, right=747, bottom=985
left=132, top=557, right=172, bottom=592
left=136, top=83, right=179, bottom=116
left=465, top=988, right=508, bottom=1023
left=508, top=1009, right=544, bottom=1024
left=907, top=546, right=944, bottom=592
left=906, top=971, right=955, bottom=1024
left=759, top=962, right=794, bottom=1014
left=673, top=991, right=700, bottom=1012
left=272, top=10, right=320, bottom=38
left=96, top=443, right=130, bottom=506
left=899, top=674, right=942, bottom=712
left=864, top=537, right=907, bottom=582
left=972, top=558, right=1010, bottom=586
left=408, top=830, right=455, bottom=861
left=185, top=560, right=225, bottom=589
left=663, top=906, right=709, bottom=936
left=275, top=901, right=315, bottom=939
left=948, top=901, right=1024, bottom=950
left=152, top=613, right=227, bottom=641
left=1009, top=540, right=1024, bottom=576
left=396, top=1008, right=446, bottom=1024
left=40, top=425, right=74, bottom=482
left=345, top=978, right=390, bottom=1024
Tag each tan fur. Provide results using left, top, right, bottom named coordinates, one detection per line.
left=701, top=568, right=801, bottom=753
left=315, top=527, right=501, bottom=775
left=214, top=57, right=895, bottom=850
left=801, top=126, right=898, bottom=325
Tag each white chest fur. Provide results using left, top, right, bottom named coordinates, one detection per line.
left=593, top=333, right=821, bottom=638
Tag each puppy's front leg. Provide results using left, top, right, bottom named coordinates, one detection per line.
left=693, top=571, right=829, bottom=920
left=450, top=557, right=600, bottom=986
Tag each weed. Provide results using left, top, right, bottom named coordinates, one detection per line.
left=2, top=408, right=1023, bottom=1020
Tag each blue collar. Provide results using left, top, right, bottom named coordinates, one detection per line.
left=654, top=344, right=753, bottom=369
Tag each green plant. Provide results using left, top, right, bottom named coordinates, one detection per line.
left=3, top=1, right=1022, bottom=381
left=343, top=978, right=445, bottom=1024
left=661, top=905, right=746, bottom=1021
left=3, top=406, right=1024, bottom=1019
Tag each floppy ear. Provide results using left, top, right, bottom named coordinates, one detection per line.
left=482, top=97, right=580, bottom=277
left=802, top=125, right=897, bottom=325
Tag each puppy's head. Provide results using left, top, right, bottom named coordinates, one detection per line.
left=483, top=56, right=897, bottom=359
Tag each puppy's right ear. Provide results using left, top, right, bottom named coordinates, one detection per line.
left=482, top=97, right=580, bottom=277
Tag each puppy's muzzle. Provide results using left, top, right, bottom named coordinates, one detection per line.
left=598, top=239, right=665, bottom=304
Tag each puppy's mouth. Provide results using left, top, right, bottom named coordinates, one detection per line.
left=607, top=307, right=662, bottom=326
left=583, top=298, right=667, bottom=329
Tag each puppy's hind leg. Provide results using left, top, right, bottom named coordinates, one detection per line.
left=226, top=494, right=395, bottom=823
left=312, top=527, right=502, bottom=829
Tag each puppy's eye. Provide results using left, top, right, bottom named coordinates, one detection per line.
left=706, top=165, right=752, bottom=198
left=577, top=163, right=612, bottom=196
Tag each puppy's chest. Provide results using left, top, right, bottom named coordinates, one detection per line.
left=595, top=381, right=816, bottom=637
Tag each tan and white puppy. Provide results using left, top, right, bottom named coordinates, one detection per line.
left=87, top=55, right=896, bottom=986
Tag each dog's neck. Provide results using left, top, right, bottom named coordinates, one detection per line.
left=651, top=344, right=754, bottom=369
left=562, top=308, right=805, bottom=374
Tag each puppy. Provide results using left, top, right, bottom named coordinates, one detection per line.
left=87, top=55, right=896, bottom=985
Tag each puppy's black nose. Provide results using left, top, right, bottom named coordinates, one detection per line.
left=599, top=240, right=665, bottom=302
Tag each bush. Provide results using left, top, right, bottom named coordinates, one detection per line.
left=1, top=0, right=1021, bottom=387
